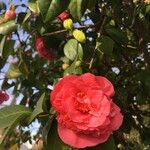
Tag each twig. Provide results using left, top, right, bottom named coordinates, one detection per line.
left=39, top=114, right=49, bottom=118
left=121, top=44, right=138, bottom=50
left=43, top=29, right=67, bottom=36
left=97, top=15, right=107, bottom=38
left=89, top=16, right=107, bottom=70
left=16, top=31, right=22, bottom=43
left=43, top=24, right=98, bottom=37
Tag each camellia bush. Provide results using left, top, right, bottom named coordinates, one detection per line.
left=0, top=0, right=150, bottom=149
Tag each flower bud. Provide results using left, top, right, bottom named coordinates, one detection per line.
left=73, top=29, right=86, bottom=43
left=4, top=5, right=16, bottom=20
left=57, top=11, right=70, bottom=22
left=35, top=37, right=55, bottom=61
left=0, top=91, right=9, bottom=104
left=75, top=60, right=81, bottom=67
left=35, top=37, right=45, bottom=51
left=63, top=19, right=73, bottom=30
left=62, top=63, right=69, bottom=70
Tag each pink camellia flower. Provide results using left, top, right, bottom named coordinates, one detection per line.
left=0, top=91, right=9, bottom=104
left=51, top=73, right=123, bottom=148
left=35, top=37, right=55, bottom=61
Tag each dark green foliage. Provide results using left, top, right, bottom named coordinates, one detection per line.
left=0, top=0, right=149, bottom=149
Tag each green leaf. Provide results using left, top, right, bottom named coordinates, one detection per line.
left=0, top=105, right=31, bottom=146
left=77, top=42, right=83, bottom=60
left=0, top=35, right=6, bottom=57
left=6, top=64, right=22, bottom=79
left=97, top=35, right=114, bottom=55
left=105, top=28, right=128, bottom=45
left=68, top=0, right=87, bottom=20
left=2, top=39, right=14, bottom=59
left=0, top=105, right=31, bottom=128
left=87, top=0, right=97, bottom=11
left=0, top=122, right=17, bottom=146
left=45, top=120, right=72, bottom=150
left=64, top=59, right=82, bottom=75
left=42, top=115, right=54, bottom=144
left=28, top=0, right=40, bottom=13
left=145, top=5, right=150, bottom=14
left=0, top=35, right=14, bottom=59
left=28, top=93, right=46, bottom=124
left=23, top=11, right=32, bottom=23
left=0, top=20, right=17, bottom=35
left=64, top=39, right=83, bottom=61
left=0, top=2, right=6, bottom=11
left=18, top=61, right=29, bottom=76
left=38, top=0, right=70, bottom=22
left=64, top=39, right=77, bottom=61
left=85, top=135, right=116, bottom=150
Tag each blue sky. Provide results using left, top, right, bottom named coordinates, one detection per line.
left=2, top=0, right=28, bottom=6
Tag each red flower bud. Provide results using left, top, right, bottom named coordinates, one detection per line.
left=4, top=10, right=16, bottom=20
left=35, top=37, right=55, bottom=61
left=4, top=5, right=16, bottom=20
left=57, top=11, right=70, bottom=22
left=0, top=91, right=9, bottom=104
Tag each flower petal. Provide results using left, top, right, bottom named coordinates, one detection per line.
left=58, top=124, right=110, bottom=148
left=51, top=75, right=77, bottom=102
left=110, top=102, right=123, bottom=131
left=95, top=76, right=115, bottom=97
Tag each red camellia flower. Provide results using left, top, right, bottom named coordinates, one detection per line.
left=51, top=73, right=123, bottom=148
left=57, top=11, right=70, bottom=22
left=0, top=91, right=9, bottom=104
left=35, top=37, right=55, bottom=61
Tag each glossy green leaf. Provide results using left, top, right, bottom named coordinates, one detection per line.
left=64, top=39, right=83, bottom=61
left=6, top=64, right=22, bottom=79
left=0, top=20, right=17, bottom=35
left=0, top=105, right=31, bottom=146
left=0, top=121, right=19, bottom=146
left=0, top=2, right=6, bottom=11
left=68, top=0, right=86, bottom=20
left=85, top=135, right=116, bottom=150
left=87, top=0, right=97, bottom=11
left=145, top=5, right=150, bottom=14
left=0, top=35, right=6, bottom=57
left=28, top=0, right=39, bottom=13
left=38, top=0, right=70, bottom=22
left=18, top=61, right=29, bottom=76
left=45, top=120, right=72, bottom=150
left=105, top=28, right=128, bottom=45
left=28, top=93, right=46, bottom=124
left=23, top=11, right=32, bottom=23
left=0, top=35, right=14, bottom=59
left=64, top=58, right=83, bottom=75
left=2, top=39, right=15, bottom=59
left=77, top=42, right=83, bottom=60
left=0, top=105, right=31, bottom=128
left=97, top=35, right=114, bottom=55
left=42, top=115, right=54, bottom=144
left=64, top=39, right=77, bottom=61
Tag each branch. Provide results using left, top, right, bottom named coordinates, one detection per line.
left=43, top=23, right=99, bottom=37
left=15, top=31, right=22, bottom=43
left=97, top=15, right=107, bottom=38
left=89, top=16, right=107, bottom=70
